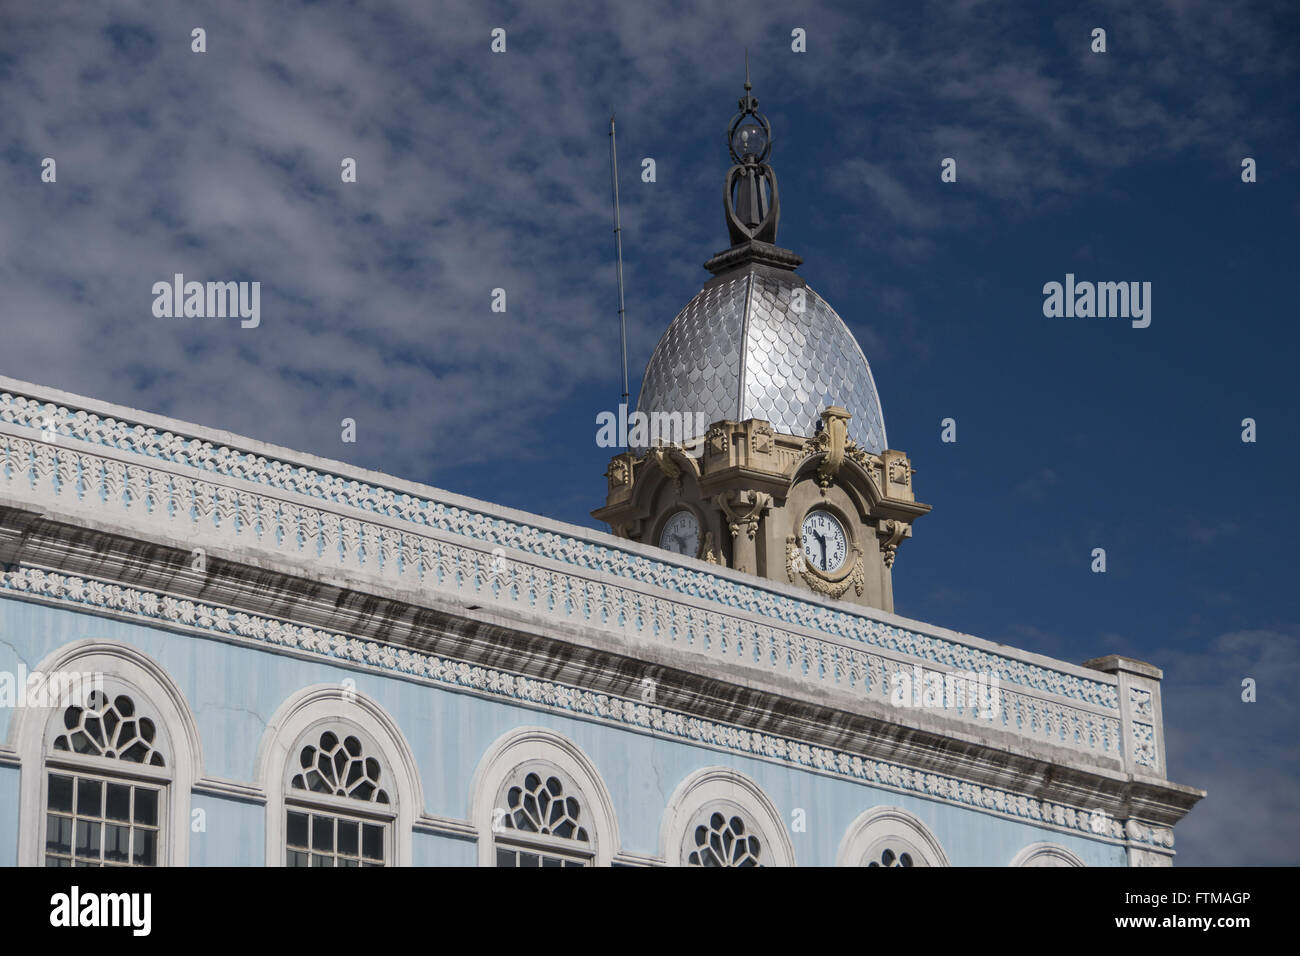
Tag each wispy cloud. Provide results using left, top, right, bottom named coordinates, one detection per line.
left=1158, top=628, right=1300, bottom=865
left=0, top=0, right=1295, bottom=867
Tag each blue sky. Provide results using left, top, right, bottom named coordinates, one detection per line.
left=2, top=0, right=1297, bottom=864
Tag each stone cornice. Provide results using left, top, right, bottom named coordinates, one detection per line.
left=0, top=383, right=1169, bottom=774
left=3, top=507, right=1120, bottom=776
left=0, top=561, right=1196, bottom=849
left=0, top=377, right=1204, bottom=839
left=0, top=479, right=1127, bottom=776
left=0, top=380, right=1120, bottom=709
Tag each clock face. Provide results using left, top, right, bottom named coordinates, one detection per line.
left=801, top=510, right=848, bottom=573
left=659, top=510, right=700, bottom=556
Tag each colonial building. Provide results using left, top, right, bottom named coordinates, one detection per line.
left=0, top=77, right=1201, bottom=867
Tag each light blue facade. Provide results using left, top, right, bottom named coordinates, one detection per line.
left=0, top=595, right=1125, bottom=866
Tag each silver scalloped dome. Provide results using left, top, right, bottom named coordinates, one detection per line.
left=636, top=265, right=887, bottom=453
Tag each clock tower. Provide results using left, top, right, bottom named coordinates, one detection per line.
left=593, top=69, right=930, bottom=613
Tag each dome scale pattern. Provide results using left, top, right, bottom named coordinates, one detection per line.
left=636, top=264, right=887, bottom=453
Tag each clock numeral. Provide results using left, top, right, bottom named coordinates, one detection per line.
left=802, top=510, right=847, bottom=573
left=660, top=511, right=700, bottom=556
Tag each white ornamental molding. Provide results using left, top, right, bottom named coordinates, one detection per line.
left=0, top=389, right=1120, bottom=712
left=0, top=425, right=1133, bottom=768
left=0, top=565, right=1170, bottom=849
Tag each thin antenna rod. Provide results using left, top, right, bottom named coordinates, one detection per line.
left=609, top=114, right=630, bottom=409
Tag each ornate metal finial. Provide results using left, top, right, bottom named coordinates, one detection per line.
left=723, top=58, right=779, bottom=247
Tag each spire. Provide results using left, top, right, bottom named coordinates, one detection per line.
left=706, top=58, right=801, bottom=275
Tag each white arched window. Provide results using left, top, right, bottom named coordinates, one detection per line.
left=283, top=725, right=394, bottom=867
left=660, top=767, right=795, bottom=867
left=837, top=806, right=949, bottom=867
left=44, top=685, right=169, bottom=866
left=258, top=685, right=422, bottom=867
left=684, top=807, right=763, bottom=867
left=8, top=641, right=202, bottom=867
left=470, top=728, right=619, bottom=867
left=493, top=763, right=594, bottom=867
left=1010, top=842, right=1086, bottom=867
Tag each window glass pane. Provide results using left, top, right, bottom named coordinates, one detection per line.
left=519, top=852, right=539, bottom=867
left=46, top=815, right=72, bottom=854
left=287, top=849, right=309, bottom=867
left=134, top=788, right=158, bottom=827
left=311, top=815, right=334, bottom=851
left=75, top=820, right=101, bottom=858
left=542, top=855, right=562, bottom=867
left=48, top=774, right=74, bottom=813
left=132, top=828, right=156, bottom=866
left=104, top=824, right=130, bottom=863
left=286, top=811, right=309, bottom=849
left=496, top=848, right=515, bottom=867
left=105, top=783, right=131, bottom=823
left=337, top=820, right=359, bottom=856
left=362, top=823, right=383, bottom=861
left=77, top=779, right=102, bottom=817
left=311, top=853, right=333, bottom=867
left=46, top=854, right=71, bottom=867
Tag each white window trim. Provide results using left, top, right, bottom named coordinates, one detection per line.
left=659, top=767, right=795, bottom=867
left=1010, top=842, right=1086, bottom=867
left=469, top=727, right=619, bottom=867
left=256, top=684, right=422, bottom=867
left=7, top=640, right=202, bottom=867
left=837, top=806, right=950, bottom=867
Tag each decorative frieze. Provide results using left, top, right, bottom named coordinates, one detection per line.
left=0, top=564, right=1167, bottom=849
left=0, top=389, right=1129, bottom=745
left=1130, top=687, right=1154, bottom=719
left=0, top=430, right=1127, bottom=764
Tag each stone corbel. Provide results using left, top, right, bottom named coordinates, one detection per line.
left=717, top=490, right=772, bottom=541
left=876, top=518, right=911, bottom=569
left=802, top=406, right=851, bottom=494
left=716, top=490, right=772, bottom=575
left=647, top=447, right=682, bottom=494
left=646, top=445, right=700, bottom=495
